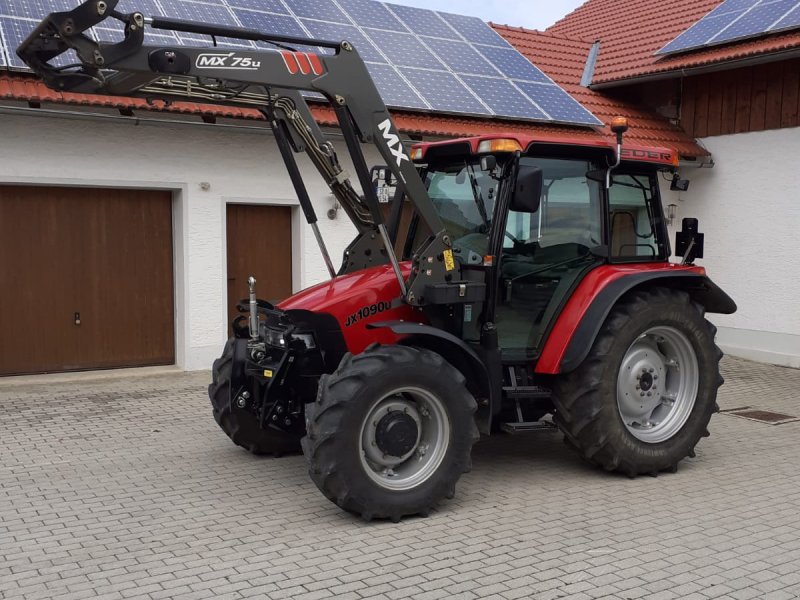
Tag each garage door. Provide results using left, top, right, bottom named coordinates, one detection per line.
left=0, top=186, right=174, bottom=376
left=226, top=204, right=293, bottom=331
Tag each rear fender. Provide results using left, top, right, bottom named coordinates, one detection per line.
left=367, top=321, right=495, bottom=434
left=537, top=266, right=736, bottom=375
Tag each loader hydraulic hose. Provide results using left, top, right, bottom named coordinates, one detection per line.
left=273, top=97, right=373, bottom=229
left=262, top=107, right=337, bottom=278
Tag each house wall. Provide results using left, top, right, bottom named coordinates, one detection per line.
left=0, top=110, right=372, bottom=371
left=662, top=126, right=800, bottom=368
left=680, top=58, right=800, bottom=137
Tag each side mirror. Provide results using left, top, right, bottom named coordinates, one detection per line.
left=480, top=155, right=497, bottom=172
left=510, top=166, right=543, bottom=213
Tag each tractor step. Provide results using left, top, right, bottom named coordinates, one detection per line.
left=502, top=385, right=551, bottom=400
left=501, top=420, right=558, bottom=434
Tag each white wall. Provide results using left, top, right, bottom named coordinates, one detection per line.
left=661, top=127, right=800, bottom=368
left=4, top=110, right=797, bottom=371
left=0, top=110, right=375, bottom=370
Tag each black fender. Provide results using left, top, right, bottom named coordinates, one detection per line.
left=367, top=321, right=495, bottom=434
left=559, top=272, right=736, bottom=373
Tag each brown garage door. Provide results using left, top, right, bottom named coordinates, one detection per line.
left=226, top=204, right=293, bottom=330
left=0, top=186, right=174, bottom=376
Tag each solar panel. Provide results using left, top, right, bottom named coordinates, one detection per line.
left=461, top=76, right=547, bottom=119
left=0, top=0, right=602, bottom=126
left=1, top=17, right=38, bottom=68
left=657, top=0, right=800, bottom=55
left=300, top=20, right=384, bottom=62
left=335, top=0, right=406, bottom=32
left=421, top=37, right=497, bottom=76
left=713, top=0, right=797, bottom=42
left=0, top=0, right=78, bottom=20
left=227, top=0, right=288, bottom=13
left=362, top=28, right=442, bottom=69
left=476, top=45, right=551, bottom=84
left=288, top=0, right=349, bottom=24
left=364, top=62, right=427, bottom=109
left=399, top=68, right=490, bottom=115
left=514, top=81, right=600, bottom=125
left=384, top=4, right=459, bottom=40
left=435, top=11, right=510, bottom=47
left=774, top=4, right=800, bottom=29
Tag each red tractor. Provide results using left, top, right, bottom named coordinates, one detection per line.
left=21, top=1, right=736, bottom=522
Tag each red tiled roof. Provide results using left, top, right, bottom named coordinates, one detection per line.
left=4, top=71, right=702, bottom=154
left=492, top=26, right=707, bottom=157
left=0, top=18, right=708, bottom=159
left=0, top=72, right=602, bottom=138
left=545, top=0, right=800, bottom=85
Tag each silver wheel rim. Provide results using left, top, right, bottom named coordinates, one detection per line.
left=616, top=326, right=699, bottom=444
left=359, top=387, right=450, bottom=491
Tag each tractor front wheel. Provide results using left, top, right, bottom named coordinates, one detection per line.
left=552, top=287, right=722, bottom=476
left=208, top=339, right=301, bottom=456
left=302, top=344, right=479, bottom=521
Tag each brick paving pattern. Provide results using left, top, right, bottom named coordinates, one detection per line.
left=1, top=356, right=799, bottom=600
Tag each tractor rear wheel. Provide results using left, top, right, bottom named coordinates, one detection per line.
left=552, top=287, right=722, bottom=476
left=208, top=339, right=301, bottom=456
left=302, top=344, right=479, bottom=521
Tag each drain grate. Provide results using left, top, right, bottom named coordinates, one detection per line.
left=723, top=407, right=799, bottom=425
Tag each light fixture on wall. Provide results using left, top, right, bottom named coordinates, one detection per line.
left=670, top=173, right=690, bottom=192
left=666, top=203, right=678, bottom=227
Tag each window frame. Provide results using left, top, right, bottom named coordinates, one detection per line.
left=606, top=168, right=670, bottom=264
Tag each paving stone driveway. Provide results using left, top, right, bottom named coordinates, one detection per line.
left=1, top=356, right=799, bottom=600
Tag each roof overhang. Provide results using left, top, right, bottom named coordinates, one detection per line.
left=591, top=46, right=800, bottom=89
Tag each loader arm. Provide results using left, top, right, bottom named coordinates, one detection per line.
left=17, top=0, right=452, bottom=305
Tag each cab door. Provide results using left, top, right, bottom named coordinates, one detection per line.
left=494, top=158, right=604, bottom=360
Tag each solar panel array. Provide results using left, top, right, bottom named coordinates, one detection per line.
left=658, top=0, right=800, bottom=55
left=0, top=0, right=602, bottom=126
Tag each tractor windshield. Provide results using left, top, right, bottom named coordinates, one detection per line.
left=406, top=160, right=500, bottom=263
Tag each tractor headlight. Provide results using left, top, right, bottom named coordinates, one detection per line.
left=266, top=327, right=286, bottom=347
left=291, top=332, right=316, bottom=349
left=265, top=328, right=316, bottom=349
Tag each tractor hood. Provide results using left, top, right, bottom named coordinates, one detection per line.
left=278, top=262, right=412, bottom=314
left=278, top=262, right=421, bottom=355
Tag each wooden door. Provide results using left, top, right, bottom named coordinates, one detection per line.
left=226, top=204, right=293, bottom=330
left=381, top=198, right=414, bottom=256
left=0, top=186, right=174, bottom=376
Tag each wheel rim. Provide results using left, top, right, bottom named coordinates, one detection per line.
left=359, top=387, right=450, bottom=491
left=616, top=326, right=699, bottom=444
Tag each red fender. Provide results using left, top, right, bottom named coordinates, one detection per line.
left=535, top=263, right=710, bottom=374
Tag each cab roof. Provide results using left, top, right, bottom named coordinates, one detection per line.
left=411, top=134, right=679, bottom=169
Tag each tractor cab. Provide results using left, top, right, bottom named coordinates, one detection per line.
left=404, top=133, right=675, bottom=362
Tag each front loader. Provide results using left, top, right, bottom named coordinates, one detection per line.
left=20, top=0, right=736, bottom=522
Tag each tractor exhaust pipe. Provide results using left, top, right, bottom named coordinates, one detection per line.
left=248, top=276, right=259, bottom=341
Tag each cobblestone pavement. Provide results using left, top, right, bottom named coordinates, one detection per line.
left=1, top=357, right=799, bottom=600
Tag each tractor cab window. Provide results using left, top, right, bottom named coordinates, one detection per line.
left=608, top=174, right=662, bottom=260
left=497, top=158, right=602, bottom=359
left=407, top=161, right=499, bottom=263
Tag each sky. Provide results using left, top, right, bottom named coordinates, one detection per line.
left=387, top=0, right=586, bottom=30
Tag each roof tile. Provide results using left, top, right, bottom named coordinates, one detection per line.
left=492, top=26, right=707, bottom=156
left=544, top=0, right=800, bottom=84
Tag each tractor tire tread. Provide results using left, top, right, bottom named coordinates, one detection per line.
left=552, top=286, right=723, bottom=476
left=303, top=344, right=478, bottom=521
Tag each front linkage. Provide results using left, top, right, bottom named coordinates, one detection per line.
left=227, top=279, right=343, bottom=440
